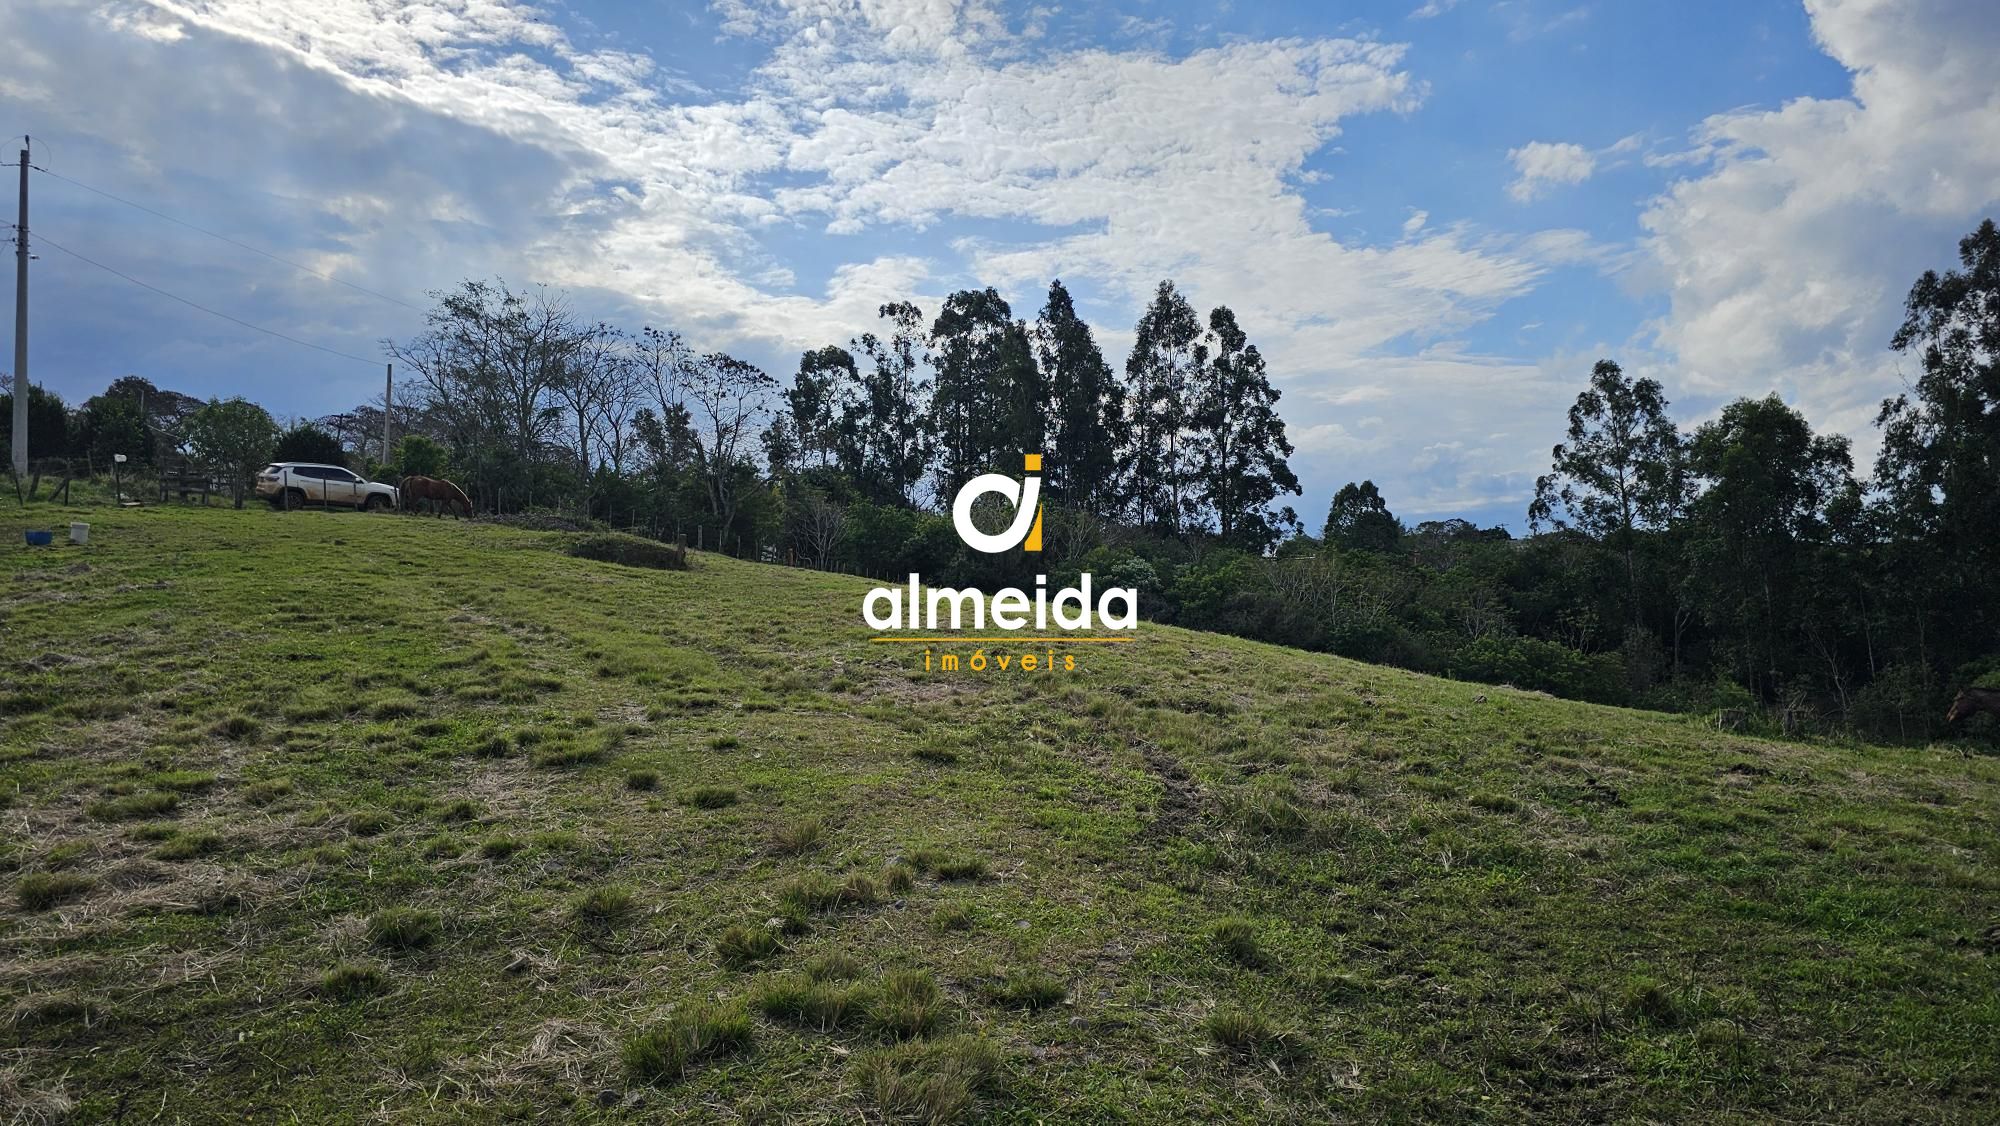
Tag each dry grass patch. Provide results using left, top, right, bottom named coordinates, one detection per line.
left=771, top=815, right=824, bottom=854
left=854, top=1035, right=1004, bottom=1125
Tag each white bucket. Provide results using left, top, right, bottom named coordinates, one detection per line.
left=69, top=522, right=89, bottom=545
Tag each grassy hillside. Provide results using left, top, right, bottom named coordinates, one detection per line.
left=3, top=503, right=1997, bottom=1123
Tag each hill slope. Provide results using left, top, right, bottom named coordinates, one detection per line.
left=3, top=505, right=1997, bottom=1123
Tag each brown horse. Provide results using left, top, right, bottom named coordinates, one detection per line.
left=1946, top=686, right=2000, bottom=726
left=400, top=475, right=473, bottom=519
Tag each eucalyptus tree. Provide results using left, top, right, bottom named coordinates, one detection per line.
left=1875, top=218, right=2000, bottom=673
left=1124, top=280, right=1204, bottom=532
left=1323, top=480, right=1400, bottom=553
left=1035, top=279, right=1123, bottom=514
left=854, top=302, right=933, bottom=507
left=1188, top=305, right=1299, bottom=549
left=1684, top=395, right=1854, bottom=700
left=1529, top=359, right=1684, bottom=626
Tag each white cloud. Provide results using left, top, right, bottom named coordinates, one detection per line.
left=1506, top=140, right=1596, bottom=202
left=1638, top=0, right=2000, bottom=458
left=1321, top=385, right=1392, bottom=407
left=54, top=0, right=1553, bottom=379
left=3, top=0, right=1633, bottom=522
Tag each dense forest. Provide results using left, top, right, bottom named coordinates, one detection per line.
left=8, top=222, right=1999, bottom=743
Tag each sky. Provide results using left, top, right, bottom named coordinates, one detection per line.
left=2, top=0, right=1997, bottom=531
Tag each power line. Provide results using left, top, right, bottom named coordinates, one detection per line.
left=29, top=228, right=384, bottom=367
left=28, top=164, right=422, bottom=312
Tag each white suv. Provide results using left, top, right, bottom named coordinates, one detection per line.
left=256, top=463, right=400, bottom=511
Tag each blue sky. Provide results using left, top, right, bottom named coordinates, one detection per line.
left=3, top=0, right=1996, bottom=530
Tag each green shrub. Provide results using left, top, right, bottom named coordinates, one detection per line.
left=1204, top=1006, right=1291, bottom=1053
left=780, top=873, right=843, bottom=915
left=154, top=832, right=225, bottom=861
left=716, top=923, right=780, bottom=969
left=18, top=872, right=94, bottom=911
left=840, top=872, right=882, bottom=907
left=568, top=533, right=688, bottom=572
left=86, top=791, right=177, bottom=822
left=420, top=835, right=463, bottom=860
left=209, top=714, right=262, bottom=741
left=437, top=799, right=481, bottom=823
left=980, top=969, right=1065, bottom=1011
left=1207, top=917, right=1267, bottom=968
left=149, top=770, right=218, bottom=792
left=366, top=907, right=441, bottom=951
left=806, top=952, right=864, bottom=982
left=479, top=836, right=524, bottom=860
left=871, top=969, right=944, bottom=1040
left=772, top=816, right=824, bottom=854
left=370, top=698, right=421, bottom=720
left=854, top=1035, right=1003, bottom=1124
left=686, top=786, right=738, bottom=810
left=936, top=857, right=985, bottom=880
left=1850, top=662, right=1944, bottom=742
left=320, top=962, right=390, bottom=1001
left=755, top=977, right=873, bottom=1031
left=572, top=885, right=637, bottom=928
left=241, top=778, right=293, bottom=806
left=1455, top=635, right=1628, bottom=705
left=530, top=740, right=603, bottom=769
left=622, top=1002, right=752, bottom=1084
left=931, top=902, right=974, bottom=932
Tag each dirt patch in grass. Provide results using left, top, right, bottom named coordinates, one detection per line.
left=1137, top=741, right=1205, bottom=841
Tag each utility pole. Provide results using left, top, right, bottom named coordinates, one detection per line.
left=11, top=140, right=27, bottom=482
left=381, top=363, right=392, bottom=465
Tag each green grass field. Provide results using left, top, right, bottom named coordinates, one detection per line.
left=3, top=502, right=1997, bottom=1123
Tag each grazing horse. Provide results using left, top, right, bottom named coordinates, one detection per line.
left=400, top=475, right=473, bottom=519
left=1945, top=686, right=2000, bottom=726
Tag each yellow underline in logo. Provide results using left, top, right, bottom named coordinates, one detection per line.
left=868, top=636, right=1135, bottom=643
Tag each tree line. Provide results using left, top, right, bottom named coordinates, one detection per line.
left=8, top=222, right=1997, bottom=741
left=363, top=276, right=1300, bottom=553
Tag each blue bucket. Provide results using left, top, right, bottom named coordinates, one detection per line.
left=24, top=530, right=53, bottom=546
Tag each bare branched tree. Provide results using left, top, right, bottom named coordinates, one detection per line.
left=592, top=342, right=650, bottom=475
left=793, top=491, right=847, bottom=568
left=552, top=321, right=627, bottom=477
left=682, top=351, right=777, bottom=546
left=387, top=279, right=590, bottom=509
